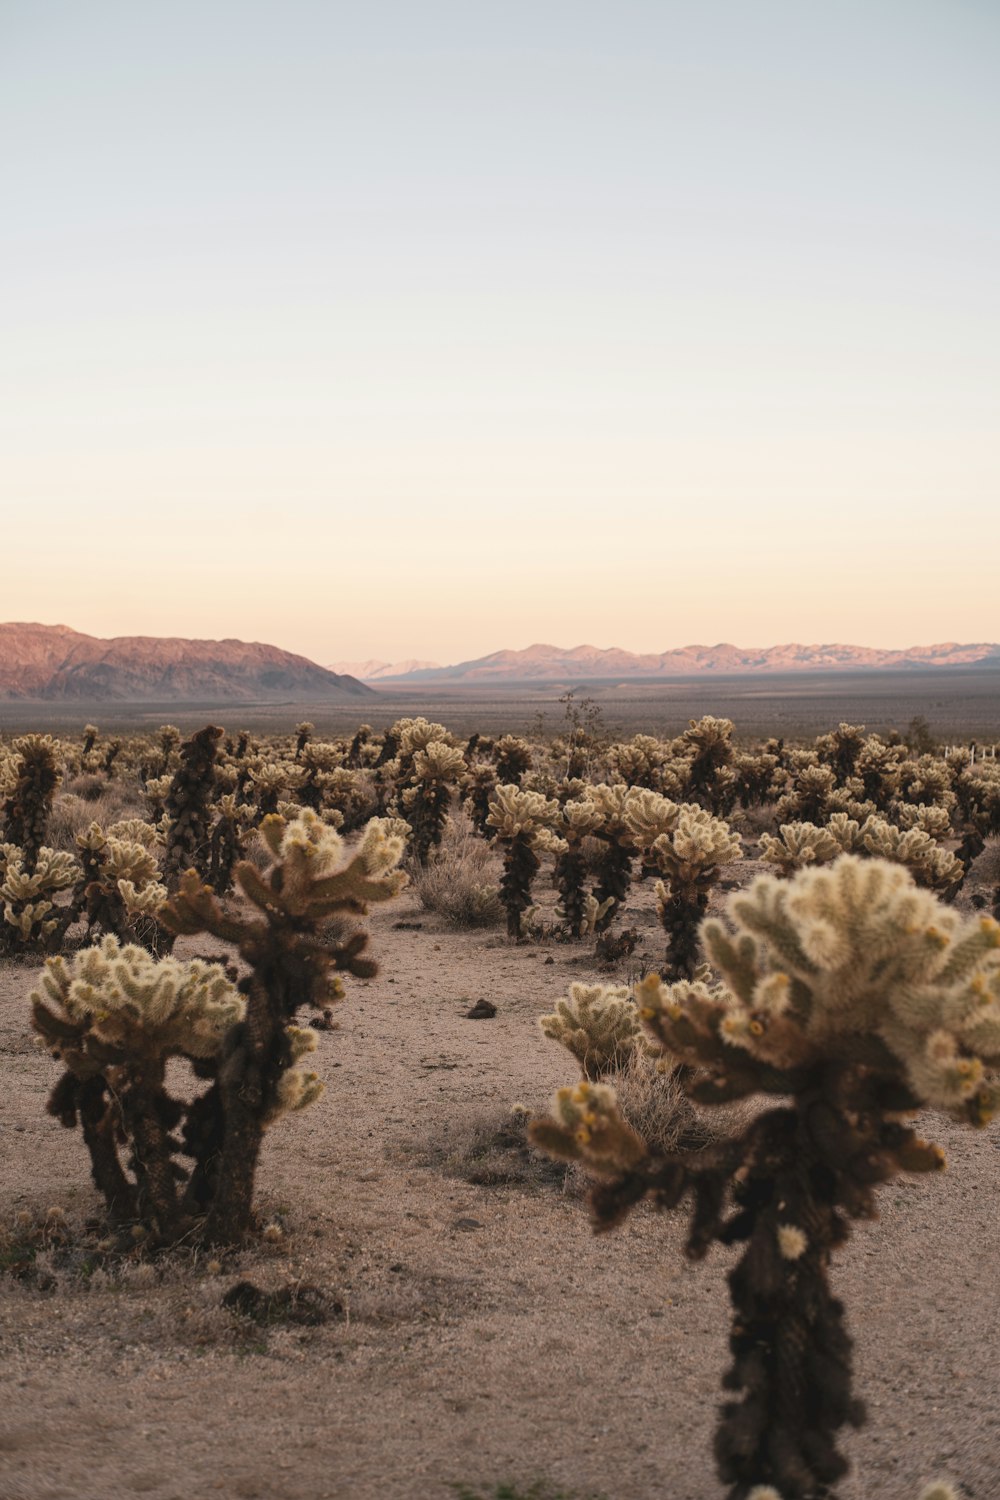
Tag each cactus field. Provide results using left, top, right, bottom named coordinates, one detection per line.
left=1, top=713, right=999, bottom=1500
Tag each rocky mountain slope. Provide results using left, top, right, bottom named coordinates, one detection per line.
left=377, top=640, right=1000, bottom=683
left=0, top=624, right=373, bottom=702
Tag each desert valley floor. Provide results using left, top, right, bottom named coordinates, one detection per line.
left=3, top=864, right=998, bottom=1500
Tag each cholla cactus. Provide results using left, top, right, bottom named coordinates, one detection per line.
left=531, top=856, right=1000, bottom=1499
left=859, top=816, right=964, bottom=894
left=895, top=754, right=956, bottom=814
left=953, top=761, right=1000, bottom=875
left=606, top=735, right=666, bottom=790
left=247, top=757, right=304, bottom=819
left=627, top=799, right=741, bottom=978
left=586, top=782, right=641, bottom=932
left=160, top=808, right=406, bottom=1244
left=680, top=716, right=736, bottom=813
left=207, top=794, right=252, bottom=896
left=161, top=725, right=224, bottom=887
left=295, top=740, right=342, bottom=811
left=494, top=734, right=533, bottom=785
left=733, top=749, right=781, bottom=808
left=402, top=741, right=466, bottom=863
left=759, top=821, right=845, bottom=875
left=1, top=843, right=79, bottom=953
left=1, top=735, right=60, bottom=871
left=463, top=761, right=498, bottom=839
left=153, top=724, right=181, bottom=778
left=774, top=762, right=838, bottom=825
left=622, top=788, right=682, bottom=847
left=855, top=734, right=903, bottom=810
left=894, top=802, right=953, bottom=838
left=294, top=721, right=314, bottom=758
left=32, top=937, right=245, bottom=1231
left=539, top=983, right=642, bottom=1079
left=102, top=737, right=123, bottom=776
left=487, top=784, right=559, bottom=939
left=550, top=797, right=607, bottom=938
left=345, top=723, right=372, bottom=768
left=71, top=820, right=169, bottom=951
left=814, top=722, right=866, bottom=786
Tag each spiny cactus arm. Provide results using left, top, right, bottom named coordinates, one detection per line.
left=285, top=857, right=407, bottom=917
left=160, top=868, right=254, bottom=946
left=529, top=1081, right=692, bottom=1231
left=529, top=1081, right=648, bottom=1173
left=633, top=973, right=812, bottom=1099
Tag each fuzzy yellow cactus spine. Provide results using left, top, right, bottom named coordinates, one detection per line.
left=159, top=808, right=405, bottom=1245
left=531, top=854, right=1000, bottom=1499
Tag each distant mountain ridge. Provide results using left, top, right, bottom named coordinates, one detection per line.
left=328, top=658, right=441, bottom=681
left=0, top=624, right=373, bottom=702
left=372, top=641, right=1000, bottom=683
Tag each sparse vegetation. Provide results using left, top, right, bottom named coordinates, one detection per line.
left=4, top=712, right=996, bottom=1500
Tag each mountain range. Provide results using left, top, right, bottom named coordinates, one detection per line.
left=328, top=658, right=441, bottom=681
left=0, top=624, right=373, bottom=702
left=358, top=641, right=1000, bottom=683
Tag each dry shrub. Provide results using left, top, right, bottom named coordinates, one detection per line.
left=731, top=801, right=780, bottom=841
left=47, top=784, right=147, bottom=851
left=610, top=1050, right=760, bottom=1156
left=410, top=825, right=504, bottom=929
left=420, top=1106, right=570, bottom=1190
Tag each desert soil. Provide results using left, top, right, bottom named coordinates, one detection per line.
left=2, top=872, right=998, bottom=1500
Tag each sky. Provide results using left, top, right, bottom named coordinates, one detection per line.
left=2, top=0, right=998, bottom=666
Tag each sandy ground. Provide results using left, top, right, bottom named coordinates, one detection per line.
left=2, top=873, right=999, bottom=1500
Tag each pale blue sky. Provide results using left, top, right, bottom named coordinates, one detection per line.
left=2, top=1, right=998, bottom=662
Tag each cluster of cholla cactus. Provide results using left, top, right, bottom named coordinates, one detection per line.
left=586, top=783, right=641, bottom=932
left=761, top=811, right=964, bottom=894
left=0, top=841, right=79, bottom=954
left=33, top=808, right=405, bottom=1246
left=494, top=734, right=534, bottom=785
left=2, top=735, right=60, bottom=870
left=624, top=791, right=742, bottom=977
left=156, top=808, right=406, bottom=1243
left=487, top=784, right=559, bottom=939
left=531, top=855, right=1000, bottom=1499
left=71, top=818, right=169, bottom=951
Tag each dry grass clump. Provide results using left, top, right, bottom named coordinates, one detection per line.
left=410, top=825, right=504, bottom=929
left=609, top=1051, right=759, bottom=1157
left=48, top=784, right=146, bottom=851
left=420, top=1106, right=570, bottom=1189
